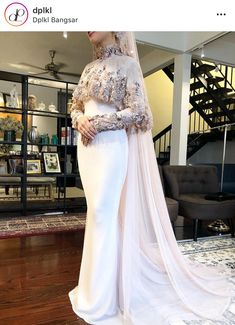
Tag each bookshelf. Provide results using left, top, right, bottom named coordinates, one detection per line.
left=0, top=70, right=86, bottom=216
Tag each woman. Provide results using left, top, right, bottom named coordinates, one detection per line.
left=68, top=32, right=235, bottom=325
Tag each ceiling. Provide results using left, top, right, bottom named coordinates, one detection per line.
left=191, top=32, right=235, bottom=67
left=0, top=32, right=173, bottom=84
left=0, top=31, right=234, bottom=87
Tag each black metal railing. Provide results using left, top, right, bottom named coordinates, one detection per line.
left=153, top=59, right=235, bottom=163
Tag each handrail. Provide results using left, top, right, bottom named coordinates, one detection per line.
left=153, top=59, right=235, bottom=161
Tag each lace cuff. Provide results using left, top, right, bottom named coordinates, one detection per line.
left=88, top=111, right=145, bottom=133
left=88, top=112, right=125, bottom=132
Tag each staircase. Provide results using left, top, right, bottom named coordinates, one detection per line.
left=154, top=59, right=235, bottom=165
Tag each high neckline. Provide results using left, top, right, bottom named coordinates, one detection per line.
left=95, top=43, right=123, bottom=60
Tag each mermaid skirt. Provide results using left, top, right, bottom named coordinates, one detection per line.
left=68, top=99, right=128, bottom=324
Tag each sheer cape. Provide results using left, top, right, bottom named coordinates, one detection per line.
left=111, top=32, right=235, bottom=324
left=117, top=125, right=235, bottom=324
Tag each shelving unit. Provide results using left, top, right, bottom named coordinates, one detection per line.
left=0, top=70, right=86, bottom=216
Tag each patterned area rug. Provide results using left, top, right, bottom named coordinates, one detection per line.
left=0, top=213, right=86, bottom=239
left=173, top=235, right=235, bottom=325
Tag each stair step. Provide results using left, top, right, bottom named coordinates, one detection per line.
left=226, top=92, right=235, bottom=98
left=214, top=121, right=231, bottom=126
left=213, top=121, right=230, bottom=127
left=192, top=88, right=233, bottom=102
left=224, top=97, right=235, bottom=103
left=169, top=63, right=215, bottom=77
left=200, top=98, right=235, bottom=109
left=190, top=76, right=224, bottom=91
left=193, top=63, right=216, bottom=75
left=214, top=87, right=233, bottom=94
left=207, top=110, right=235, bottom=118
left=206, top=76, right=225, bottom=83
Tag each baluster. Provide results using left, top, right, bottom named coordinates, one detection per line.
left=164, top=134, right=166, bottom=156
left=225, top=66, right=228, bottom=88
left=194, top=111, right=196, bottom=133
left=159, top=138, right=161, bottom=159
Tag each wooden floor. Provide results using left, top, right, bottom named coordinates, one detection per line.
left=0, top=216, right=228, bottom=325
left=0, top=230, right=88, bottom=325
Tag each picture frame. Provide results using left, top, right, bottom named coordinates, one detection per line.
left=2, top=92, right=22, bottom=109
left=26, top=159, right=41, bottom=174
left=43, top=153, right=61, bottom=173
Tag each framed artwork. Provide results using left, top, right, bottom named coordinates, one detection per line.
left=26, top=159, right=41, bottom=174
left=43, top=153, right=61, bottom=173
left=1, top=92, right=22, bottom=108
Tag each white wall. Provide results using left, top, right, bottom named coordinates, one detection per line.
left=188, top=139, right=235, bottom=164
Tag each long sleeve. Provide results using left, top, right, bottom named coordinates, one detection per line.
left=70, top=64, right=89, bottom=129
left=88, top=59, right=148, bottom=133
left=70, top=96, right=84, bottom=129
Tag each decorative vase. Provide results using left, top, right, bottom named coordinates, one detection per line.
left=4, top=130, right=16, bottom=142
left=48, top=103, right=58, bottom=113
left=51, top=134, right=58, bottom=145
left=38, top=101, right=46, bottom=111
left=28, top=126, right=40, bottom=144
left=40, top=133, right=50, bottom=145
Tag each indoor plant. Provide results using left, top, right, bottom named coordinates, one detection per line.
left=0, top=115, right=24, bottom=142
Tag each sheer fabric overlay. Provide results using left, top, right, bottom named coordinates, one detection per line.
left=117, top=127, right=235, bottom=324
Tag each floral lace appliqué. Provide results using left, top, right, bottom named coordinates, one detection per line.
left=70, top=44, right=153, bottom=134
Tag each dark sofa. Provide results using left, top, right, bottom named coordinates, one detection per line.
left=162, top=165, right=235, bottom=241
left=158, top=165, right=179, bottom=233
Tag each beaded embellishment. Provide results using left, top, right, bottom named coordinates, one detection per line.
left=70, top=43, right=153, bottom=134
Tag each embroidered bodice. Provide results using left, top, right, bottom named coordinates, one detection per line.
left=70, top=43, right=153, bottom=135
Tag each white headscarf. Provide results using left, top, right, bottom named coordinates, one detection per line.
left=93, top=31, right=154, bottom=133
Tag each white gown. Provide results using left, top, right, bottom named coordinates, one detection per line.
left=68, top=44, right=235, bottom=325
left=68, top=98, right=129, bottom=324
